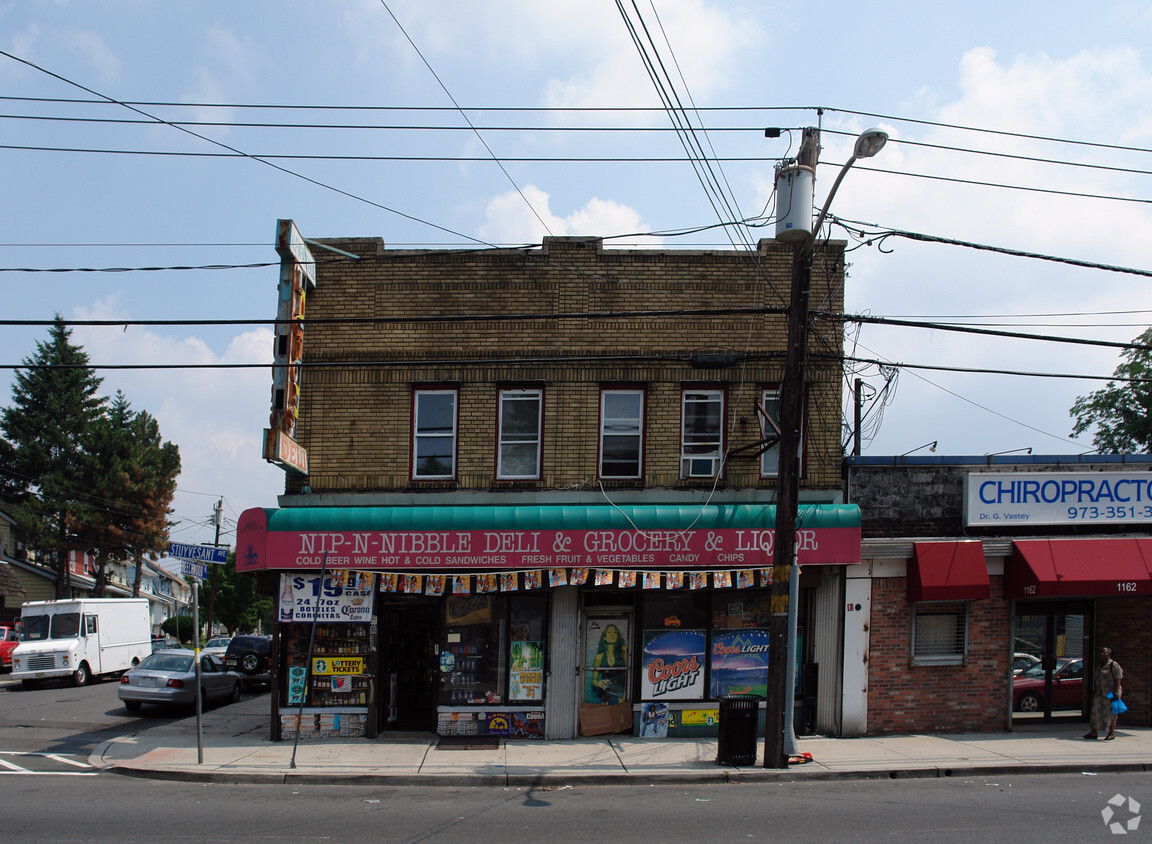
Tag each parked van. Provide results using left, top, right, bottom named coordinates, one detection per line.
left=12, top=598, right=151, bottom=688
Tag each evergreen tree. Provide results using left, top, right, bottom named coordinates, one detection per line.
left=0, top=317, right=106, bottom=596
left=79, top=392, right=142, bottom=596
left=124, top=409, right=180, bottom=597
left=1070, top=327, right=1152, bottom=453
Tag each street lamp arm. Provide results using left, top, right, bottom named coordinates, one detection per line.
left=810, top=155, right=859, bottom=244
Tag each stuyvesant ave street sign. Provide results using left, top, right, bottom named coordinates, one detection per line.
left=168, top=543, right=229, bottom=564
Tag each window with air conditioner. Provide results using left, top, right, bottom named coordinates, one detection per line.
left=680, top=389, right=724, bottom=479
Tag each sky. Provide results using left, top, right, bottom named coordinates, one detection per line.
left=2, top=1, right=1151, bottom=552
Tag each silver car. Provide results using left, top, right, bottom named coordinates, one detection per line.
left=118, top=650, right=241, bottom=711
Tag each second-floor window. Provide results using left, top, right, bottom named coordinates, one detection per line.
left=681, top=388, right=724, bottom=478
left=413, top=389, right=458, bottom=479
left=599, top=389, right=644, bottom=479
left=759, top=386, right=803, bottom=478
left=497, top=388, right=542, bottom=480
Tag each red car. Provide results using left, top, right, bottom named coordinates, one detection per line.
left=1012, top=657, right=1084, bottom=712
left=0, top=625, right=20, bottom=672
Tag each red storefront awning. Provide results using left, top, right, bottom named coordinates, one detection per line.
left=1007, top=538, right=1152, bottom=599
left=908, top=541, right=990, bottom=602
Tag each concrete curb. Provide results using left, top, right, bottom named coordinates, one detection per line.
left=95, top=759, right=1152, bottom=787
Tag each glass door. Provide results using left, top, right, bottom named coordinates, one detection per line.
left=1012, top=602, right=1091, bottom=722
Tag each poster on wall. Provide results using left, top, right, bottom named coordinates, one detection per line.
left=709, top=629, right=771, bottom=698
left=278, top=571, right=375, bottom=623
left=584, top=618, right=629, bottom=705
left=640, top=629, right=706, bottom=700
left=510, top=641, right=544, bottom=701
left=639, top=702, right=669, bottom=737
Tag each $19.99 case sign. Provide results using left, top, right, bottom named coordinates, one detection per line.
left=278, top=571, right=376, bottom=623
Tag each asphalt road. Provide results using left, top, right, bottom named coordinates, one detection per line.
left=0, top=670, right=265, bottom=756
left=0, top=675, right=1146, bottom=841
left=0, top=772, right=1146, bottom=842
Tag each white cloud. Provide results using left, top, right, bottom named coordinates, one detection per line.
left=476, top=184, right=660, bottom=246
left=68, top=297, right=282, bottom=543
left=3, top=25, right=119, bottom=83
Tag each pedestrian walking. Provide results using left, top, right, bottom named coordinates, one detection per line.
left=1083, top=646, right=1123, bottom=740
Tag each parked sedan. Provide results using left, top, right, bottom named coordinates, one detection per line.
left=201, top=636, right=232, bottom=664
left=1012, top=657, right=1084, bottom=712
left=119, top=650, right=241, bottom=711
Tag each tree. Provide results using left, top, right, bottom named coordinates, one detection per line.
left=214, top=552, right=273, bottom=634
left=79, top=391, right=137, bottom=596
left=1070, top=327, right=1152, bottom=454
left=123, top=410, right=180, bottom=598
left=0, top=317, right=106, bottom=597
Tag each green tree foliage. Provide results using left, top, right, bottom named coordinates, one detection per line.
left=1070, top=327, right=1152, bottom=454
left=160, top=614, right=197, bottom=643
left=80, top=391, right=136, bottom=596
left=124, top=409, right=180, bottom=598
left=0, top=318, right=106, bottom=597
left=214, top=551, right=273, bottom=633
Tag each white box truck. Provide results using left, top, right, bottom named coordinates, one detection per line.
left=11, top=598, right=151, bottom=688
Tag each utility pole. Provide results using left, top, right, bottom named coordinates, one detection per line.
left=764, top=126, right=820, bottom=769
left=206, top=498, right=222, bottom=637
left=764, top=125, right=888, bottom=769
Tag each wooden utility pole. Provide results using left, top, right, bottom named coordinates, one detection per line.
left=764, top=126, right=820, bottom=769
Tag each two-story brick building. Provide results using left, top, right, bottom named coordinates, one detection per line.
left=238, top=223, right=863, bottom=741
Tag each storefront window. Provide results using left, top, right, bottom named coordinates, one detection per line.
left=441, top=595, right=505, bottom=705
left=634, top=591, right=773, bottom=702
left=440, top=594, right=550, bottom=706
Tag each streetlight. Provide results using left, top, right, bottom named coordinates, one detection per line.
left=764, top=127, right=887, bottom=769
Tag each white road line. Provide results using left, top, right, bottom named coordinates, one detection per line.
left=0, top=771, right=99, bottom=776
left=0, top=757, right=29, bottom=772
left=44, top=753, right=93, bottom=769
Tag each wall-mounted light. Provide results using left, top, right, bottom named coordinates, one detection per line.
left=901, top=440, right=937, bottom=456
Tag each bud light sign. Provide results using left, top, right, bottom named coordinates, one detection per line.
left=709, top=629, right=771, bottom=698
left=641, top=629, right=706, bottom=700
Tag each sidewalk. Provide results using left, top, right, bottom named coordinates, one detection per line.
left=91, top=695, right=1152, bottom=786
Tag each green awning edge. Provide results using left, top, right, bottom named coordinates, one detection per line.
left=260, top=503, right=860, bottom=533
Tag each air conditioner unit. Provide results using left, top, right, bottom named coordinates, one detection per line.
left=683, top=456, right=718, bottom=478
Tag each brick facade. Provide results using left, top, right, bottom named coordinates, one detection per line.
left=1095, top=597, right=1151, bottom=729
left=289, top=236, right=845, bottom=497
left=866, top=576, right=1011, bottom=734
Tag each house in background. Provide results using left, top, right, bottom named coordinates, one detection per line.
left=0, top=504, right=188, bottom=633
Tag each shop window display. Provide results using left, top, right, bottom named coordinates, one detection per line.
left=636, top=591, right=773, bottom=702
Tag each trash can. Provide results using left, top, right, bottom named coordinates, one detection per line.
left=715, top=694, right=760, bottom=766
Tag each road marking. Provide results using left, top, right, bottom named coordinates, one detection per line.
left=0, top=750, right=98, bottom=775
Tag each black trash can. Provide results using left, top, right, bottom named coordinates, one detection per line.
left=715, top=694, right=760, bottom=766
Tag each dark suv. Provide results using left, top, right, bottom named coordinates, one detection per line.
left=224, top=635, right=273, bottom=685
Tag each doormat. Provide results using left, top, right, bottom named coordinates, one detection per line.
left=435, top=735, right=503, bottom=750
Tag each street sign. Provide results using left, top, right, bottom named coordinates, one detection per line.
left=168, top=543, right=229, bottom=564
left=181, top=560, right=209, bottom=580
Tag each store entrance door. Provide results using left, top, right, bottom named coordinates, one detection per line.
left=378, top=596, right=440, bottom=731
left=1012, top=601, right=1091, bottom=723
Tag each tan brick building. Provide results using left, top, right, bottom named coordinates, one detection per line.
left=239, top=227, right=862, bottom=742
